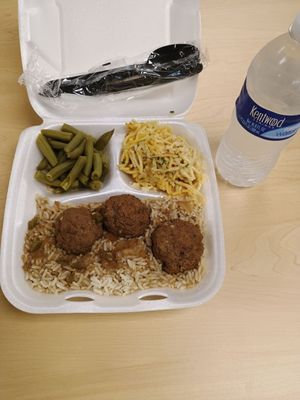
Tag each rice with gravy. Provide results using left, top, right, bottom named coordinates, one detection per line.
left=23, top=196, right=205, bottom=295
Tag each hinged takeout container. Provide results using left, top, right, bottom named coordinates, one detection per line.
left=0, top=0, right=225, bottom=313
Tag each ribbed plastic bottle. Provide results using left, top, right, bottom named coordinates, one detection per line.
left=216, top=12, right=300, bottom=187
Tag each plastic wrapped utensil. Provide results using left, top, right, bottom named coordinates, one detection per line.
left=40, top=44, right=203, bottom=97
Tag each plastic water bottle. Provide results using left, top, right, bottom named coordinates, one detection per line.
left=216, top=12, right=300, bottom=187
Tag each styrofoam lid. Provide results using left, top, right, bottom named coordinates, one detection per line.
left=18, top=0, right=201, bottom=121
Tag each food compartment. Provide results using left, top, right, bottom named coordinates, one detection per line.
left=0, top=120, right=225, bottom=313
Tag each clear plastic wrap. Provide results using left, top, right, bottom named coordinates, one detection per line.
left=20, top=43, right=205, bottom=100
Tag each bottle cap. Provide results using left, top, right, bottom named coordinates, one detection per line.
left=290, top=12, right=300, bottom=42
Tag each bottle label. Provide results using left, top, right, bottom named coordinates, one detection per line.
left=236, top=81, right=300, bottom=141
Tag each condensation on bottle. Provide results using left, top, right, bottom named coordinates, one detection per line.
left=216, top=12, right=300, bottom=187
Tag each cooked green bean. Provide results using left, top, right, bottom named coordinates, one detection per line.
left=60, top=172, right=68, bottom=181
left=102, top=166, right=109, bottom=180
left=67, top=138, right=86, bottom=159
left=89, top=180, right=102, bottom=191
left=41, top=129, right=73, bottom=142
left=51, top=180, right=80, bottom=194
left=34, top=171, right=62, bottom=187
left=60, top=156, right=86, bottom=191
left=79, top=173, right=89, bottom=186
left=57, top=150, right=67, bottom=163
left=50, top=187, right=65, bottom=194
left=91, top=152, right=103, bottom=180
left=46, top=160, right=75, bottom=181
left=83, top=136, right=94, bottom=176
left=28, top=215, right=39, bottom=230
left=101, top=157, right=110, bottom=180
left=36, top=134, right=58, bottom=167
left=44, top=164, right=52, bottom=172
left=35, top=124, right=112, bottom=193
left=48, top=139, right=66, bottom=150
left=94, top=130, right=114, bottom=151
left=102, top=151, right=109, bottom=165
left=64, top=132, right=85, bottom=155
left=71, top=180, right=80, bottom=190
left=61, top=123, right=87, bottom=136
left=36, top=157, right=49, bottom=171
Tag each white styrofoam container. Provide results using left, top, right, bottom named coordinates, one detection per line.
left=0, top=0, right=225, bottom=313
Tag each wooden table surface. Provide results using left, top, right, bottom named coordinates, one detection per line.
left=1, top=1, right=300, bottom=399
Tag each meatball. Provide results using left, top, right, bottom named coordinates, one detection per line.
left=151, top=219, right=204, bottom=274
left=55, top=207, right=102, bottom=255
left=103, top=194, right=150, bottom=238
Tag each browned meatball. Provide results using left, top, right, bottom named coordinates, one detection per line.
left=151, top=219, right=204, bottom=274
left=55, top=207, right=102, bottom=255
left=103, top=194, right=150, bottom=238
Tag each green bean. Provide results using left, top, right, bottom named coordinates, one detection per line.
left=28, top=215, right=39, bottom=230
left=44, top=164, right=52, bottom=172
left=83, top=136, right=94, bottom=176
left=50, top=187, right=65, bottom=194
left=48, top=139, right=66, bottom=150
left=34, top=171, right=62, bottom=187
left=41, top=129, right=73, bottom=142
left=79, top=173, right=89, bottom=186
left=67, top=139, right=86, bottom=159
left=94, top=130, right=114, bottom=151
left=36, top=134, right=58, bottom=167
left=36, top=157, right=49, bottom=171
left=89, top=180, right=102, bottom=191
left=60, top=156, right=86, bottom=191
left=60, top=172, right=68, bottom=181
left=91, top=152, right=103, bottom=180
left=46, top=160, right=75, bottom=181
left=102, top=165, right=109, bottom=180
left=57, top=150, right=67, bottom=163
left=61, top=123, right=87, bottom=136
left=102, top=151, right=109, bottom=165
left=35, top=124, right=112, bottom=193
left=71, top=180, right=80, bottom=190
left=101, top=157, right=110, bottom=180
left=64, top=132, right=85, bottom=155
left=51, top=180, right=80, bottom=194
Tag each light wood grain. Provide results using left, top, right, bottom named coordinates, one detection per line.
left=1, top=1, right=300, bottom=399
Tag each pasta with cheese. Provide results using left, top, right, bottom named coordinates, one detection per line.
left=119, top=121, right=204, bottom=199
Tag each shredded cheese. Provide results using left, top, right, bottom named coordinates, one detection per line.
left=119, top=121, right=204, bottom=199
